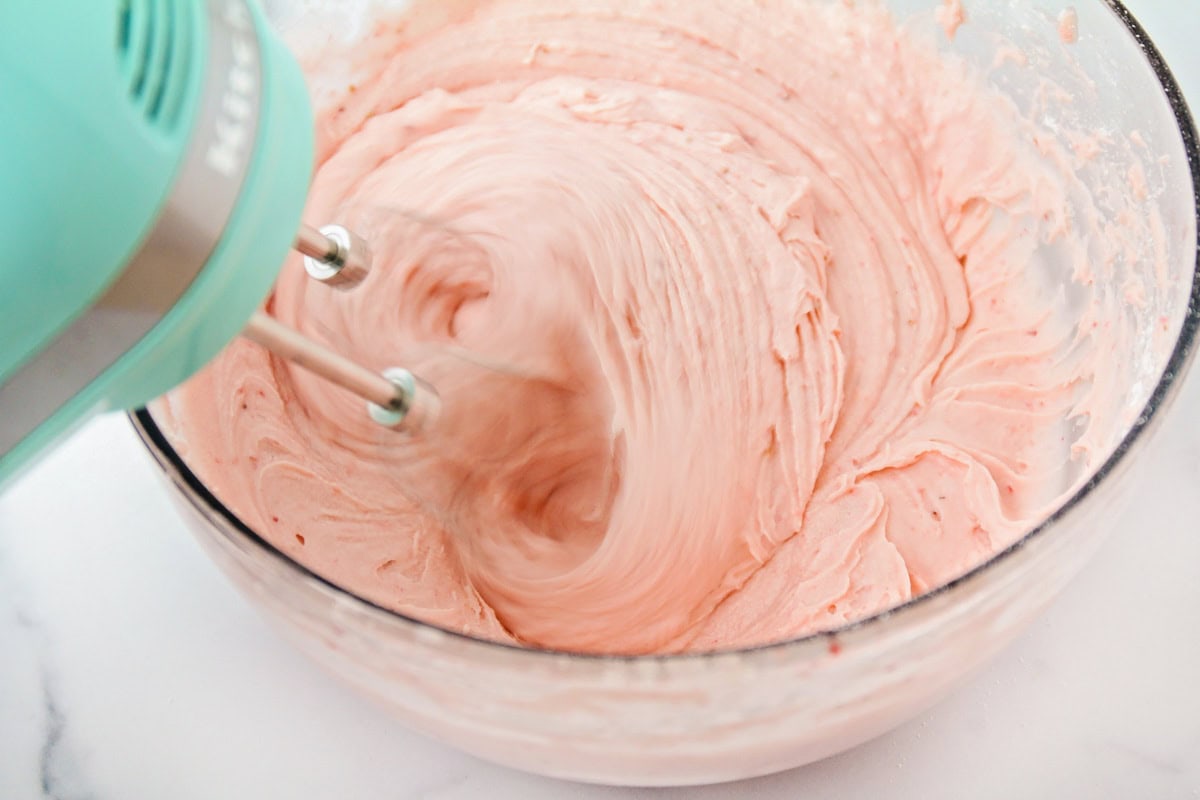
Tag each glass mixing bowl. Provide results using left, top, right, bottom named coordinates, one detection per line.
left=132, top=0, right=1199, bottom=787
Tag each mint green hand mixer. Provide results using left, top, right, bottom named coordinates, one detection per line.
left=0, top=0, right=438, bottom=487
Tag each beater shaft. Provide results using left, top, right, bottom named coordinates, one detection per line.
left=294, top=223, right=339, bottom=263
left=242, top=311, right=407, bottom=412
left=294, top=223, right=372, bottom=288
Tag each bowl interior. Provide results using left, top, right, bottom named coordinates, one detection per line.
left=148, top=0, right=1200, bottom=659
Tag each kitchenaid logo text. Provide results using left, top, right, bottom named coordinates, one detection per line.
left=206, top=0, right=258, bottom=178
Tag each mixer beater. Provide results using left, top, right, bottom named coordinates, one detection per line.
left=245, top=223, right=439, bottom=429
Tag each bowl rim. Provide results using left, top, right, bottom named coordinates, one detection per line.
left=132, top=0, right=1200, bottom=664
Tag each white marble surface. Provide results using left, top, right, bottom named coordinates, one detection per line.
left=3, top=2, right=1200, bottom=798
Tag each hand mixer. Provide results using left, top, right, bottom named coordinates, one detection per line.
left=0, top=0, right=439, bottom=487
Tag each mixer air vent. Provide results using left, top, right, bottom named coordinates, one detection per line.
left=115, top=0, right=194, bottom=130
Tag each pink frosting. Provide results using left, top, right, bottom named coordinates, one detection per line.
left=1059, top=8, right=1080, bottom=45
left=163, top=0, right=1126, bottom=654
left=936, top=0, right=967, bottom=41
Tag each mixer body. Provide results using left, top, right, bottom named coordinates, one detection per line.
left=0, top=0, right=315, bottom=485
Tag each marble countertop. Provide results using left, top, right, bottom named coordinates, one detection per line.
left=3, top=2, right=1200, bottom=798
